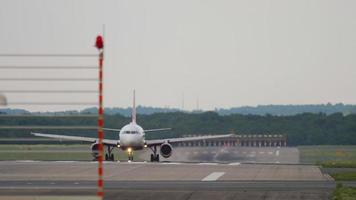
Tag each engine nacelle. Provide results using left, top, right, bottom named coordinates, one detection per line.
left=91, top=143, right=99, bottom=159
left=160, top=143, right=173, bottom=158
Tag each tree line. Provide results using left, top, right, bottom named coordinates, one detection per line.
left=0, top=112, right=355, bottom=145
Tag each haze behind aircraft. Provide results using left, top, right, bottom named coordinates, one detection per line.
left=32, top=91, right=233, bottom=162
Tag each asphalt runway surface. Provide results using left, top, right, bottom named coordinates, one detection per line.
left=0, top=147, right=334, bottom=199
left=0, top=159, right=334, bottom=200
left=0, top=180, right=334, bottom=200
left=0, top=161, right=329, bottom=181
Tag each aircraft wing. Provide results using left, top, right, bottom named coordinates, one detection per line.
left=144, top=128, right=172, bottom=132
left=31, top=132, right=118, bottom=146
left=146, top=134, right=234, bottom=146
left=103, top=128, right=120, bottom=132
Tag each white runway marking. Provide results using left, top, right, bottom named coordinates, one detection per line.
left=202, top=172, right=225, bottom=181
left=125, top=161, right=148, bottom=164
left=228, top=162, right=241, bottom=166
left=161, top=162, right=182, bottom=165
left=259, top=151, right=265, bottom=154
left=54, top=161, right=77, bottom=163
left=198, top=163, right=219, bottom=165
left=268, top=151, right=273, bottom=155
left=276, top=150, right=280, bottom=156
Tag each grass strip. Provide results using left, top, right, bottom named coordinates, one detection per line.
left=332, top=183, right=356, bottom=200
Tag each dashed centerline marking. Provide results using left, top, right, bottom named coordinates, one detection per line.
left=228, top=162, right=241, bottom=166
left=198, top=163, right=219, bottom=165
left=276, top=150, right=280, bottom=156
left=161, top=162, right=182, bottom=165
left=201, top=172, right=225, bottom=181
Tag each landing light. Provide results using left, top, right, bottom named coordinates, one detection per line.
left=144, top=144, right=147, bottom=148
left=127, top=147, right=132, bottom=153
left=117, top=144, right=120, bottom=148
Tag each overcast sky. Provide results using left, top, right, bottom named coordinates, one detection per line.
left=0, top=0, right=356, bottom=111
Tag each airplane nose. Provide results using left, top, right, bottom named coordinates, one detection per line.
left=122, top=135, right=141, bottom=146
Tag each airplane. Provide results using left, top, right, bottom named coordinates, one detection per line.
left=31, top=91, right=233, bottom=162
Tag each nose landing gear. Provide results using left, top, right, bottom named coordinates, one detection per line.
left=127, top=147, right=134, bottom=161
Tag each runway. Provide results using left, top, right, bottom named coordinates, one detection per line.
left=0, top=161, right=329, bottom=181
left=0, top=180, right=335, bottom=191
left=0, top=146, right=334, bottom=200
left=0, top=181, right=334, bottom=200
left=0, top=160, right=334, bottom=200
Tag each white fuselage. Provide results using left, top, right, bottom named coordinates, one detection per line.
left=119, top=122, right=145, bottom=150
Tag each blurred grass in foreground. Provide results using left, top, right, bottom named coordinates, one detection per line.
left=333, top=183, right=356, bottom=200
left=317, top=160, right=356, bottom=168
left=331, top=172, right=356, bottom=181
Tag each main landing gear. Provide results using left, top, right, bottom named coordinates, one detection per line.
left=149, top=146, right=160, bottom=162
left=105, top=146, right=115, bottom=161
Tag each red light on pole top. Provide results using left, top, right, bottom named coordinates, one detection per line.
left=95, top=35, right=104, bottom=50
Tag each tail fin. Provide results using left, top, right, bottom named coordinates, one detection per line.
left=132, top=90, right=136, bottom=123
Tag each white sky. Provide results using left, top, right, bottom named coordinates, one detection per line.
left=0, top=0, right=356, bottom=111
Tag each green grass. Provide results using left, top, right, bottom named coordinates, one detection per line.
left=298, top=145, right=356, bottom=165
left=0, top=151, right=92, bottom=161
left=318, top=160, right=356, bottom=168
left=331, top=172, right=356, bottom=181
left=0, top=144, right=88, bottom=151
left=333, top=183, right=356, bottom=200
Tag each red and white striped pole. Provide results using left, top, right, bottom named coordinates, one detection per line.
left=95, top=35, right=104, bottom=199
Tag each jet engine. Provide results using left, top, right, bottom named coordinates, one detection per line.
left=91, top=143, right=99, bottom=159
left=160, top=142, right=173, bottom=158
